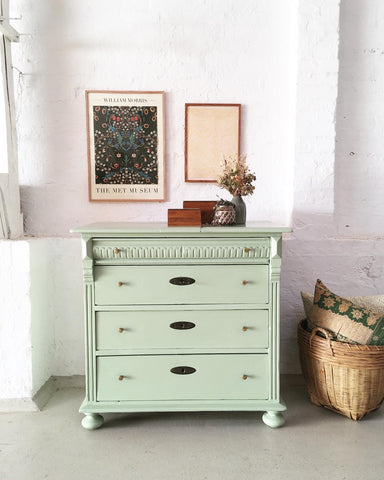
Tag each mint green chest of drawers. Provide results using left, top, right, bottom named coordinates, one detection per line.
left=73, top=222, right=290, bottom=429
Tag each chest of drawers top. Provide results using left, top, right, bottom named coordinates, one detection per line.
left=72, top=222, right=290, bottom=265
left=72, top=221, right=291, bottom=236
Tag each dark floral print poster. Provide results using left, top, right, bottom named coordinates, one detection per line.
left=86, top=91, right=165, bottom=201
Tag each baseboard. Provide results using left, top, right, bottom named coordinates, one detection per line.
left=0, top=375, right=85, bottom=413
left=52, top=375, right=85, bottom=390
left=33, top=375, right=85, bottom=410
left=32, top=376, right=57, bottom=410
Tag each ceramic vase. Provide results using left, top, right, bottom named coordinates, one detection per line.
left=231, top=195, right=246, bottom=225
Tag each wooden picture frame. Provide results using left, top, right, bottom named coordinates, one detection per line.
left=86, top=90, right=165, bottom=201
left=185, top=103, right=241, bottom=183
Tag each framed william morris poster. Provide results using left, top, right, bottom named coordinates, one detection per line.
left=86, top=91, right=165, bottom=201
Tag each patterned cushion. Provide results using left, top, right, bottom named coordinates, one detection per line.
left=307, top=280, right=384, bottom=345
left=301, top=291, right=384, bottom=320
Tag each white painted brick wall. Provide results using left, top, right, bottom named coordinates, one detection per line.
left=0, top=240, right=33, bottom=398
left=335, top=0, right=384, bottom=236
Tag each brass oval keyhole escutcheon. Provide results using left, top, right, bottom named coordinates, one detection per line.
left=170, top=366, right=196, bottom=375
left=170, top=321, right=196, bottom=330
left=169, top=277, right=195, bottom=286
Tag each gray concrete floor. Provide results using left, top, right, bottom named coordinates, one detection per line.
left=0, top=377, right=383, bottom=480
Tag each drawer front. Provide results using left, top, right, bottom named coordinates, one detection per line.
left=96, top=309, right=269, bottom=350
left=93, top=238, right=270, bottom=263
left=96, top=354, right=269, bottom=401
left=94, top=265, right=269, bottom=305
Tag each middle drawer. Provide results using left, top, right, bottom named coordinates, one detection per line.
left=94, top=264, right=269, bottom=305
left=95, top=309, right=269, bottom=351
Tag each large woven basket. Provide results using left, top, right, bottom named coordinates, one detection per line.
left=298, top=319, right=384, bottom=420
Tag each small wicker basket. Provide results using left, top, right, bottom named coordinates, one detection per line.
left=298, top=319, right=384, bottom=420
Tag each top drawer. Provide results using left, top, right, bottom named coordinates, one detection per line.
left=94, top=264, right=269, bottom=305
left=92, top=238, right=270, bottom=264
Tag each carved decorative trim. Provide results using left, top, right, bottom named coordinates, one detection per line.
left=93, top=243, right=270, bottom=261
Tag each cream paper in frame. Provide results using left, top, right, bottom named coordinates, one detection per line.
left=185, top=104, right=240, bottom=182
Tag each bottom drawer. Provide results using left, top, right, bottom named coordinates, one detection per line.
left=96, top=354, right=269, bottom=401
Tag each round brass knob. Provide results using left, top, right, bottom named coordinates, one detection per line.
left=117, top=281, right=123, bottom=287
left=118, top=328, right=123, bottom=333
left=242, top=326, right=248, bottom=332
left=244, top=247, right=250, bottom=253
left=242, top=374, right=248, bottom=380
left=118, top=375, right=124, bottom=381
left=242, top=280, right=248, bottom=286
left=114, top=248, right=120, bottom=254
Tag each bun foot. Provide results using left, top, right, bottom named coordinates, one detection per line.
left=262, top=411, right=285, bottom=428
left=81, top=413, right=104, bottom=430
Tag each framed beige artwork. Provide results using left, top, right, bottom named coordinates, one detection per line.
left=86, top=90, right=165, bottom=201
left=184, top=103, right=241, bottom=182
